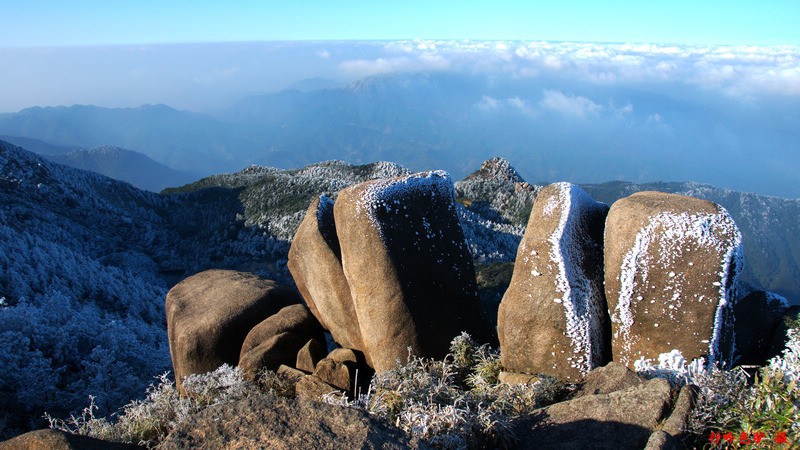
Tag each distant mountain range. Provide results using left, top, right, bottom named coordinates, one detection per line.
left=0, top=136, right=201, bottom=192
left=43, top=146, right=201, bottom=192
left=1, top=71, right=796, bottom=198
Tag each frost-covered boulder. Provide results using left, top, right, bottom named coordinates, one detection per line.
left=333, top=171, right=495, bottom=372
left=604, top=191, right=743, bottom=369
left=498, top=182, right=610, bottom=381
left=165, top=270, right=301, bottom=393
left=288, top=196, right=365, bottom=353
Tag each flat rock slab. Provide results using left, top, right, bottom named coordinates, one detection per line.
left=0, top=429, right=138, bottom=450
left=512, top=378, right=673, bottom=450
left=157, top=395, right=432, bottom=449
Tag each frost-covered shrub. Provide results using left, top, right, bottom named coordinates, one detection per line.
left=638, top=314, right=800, bottom=448
left=47, top=364, right=294, bottom=448
left=325, top=333, right=571, bottom=449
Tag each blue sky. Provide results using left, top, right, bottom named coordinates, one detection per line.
left=2, top=0, right=799, bottom=47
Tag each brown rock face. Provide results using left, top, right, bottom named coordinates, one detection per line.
left=498, top=182, right=610, bottom=381
left=288, top=196, right=365, bottom=352
left=238, top=332, right=307, bottom=380
left=0, top=429, right=138, bottom=450
left=237, top=304, right=325, bottom=379
left=575, top=361, right=645, bottom=397
left=513, top=378, right=673, bottom=450
left=295, top=338, right=327, bottom=373
left=333, top=171, right=495, bottom=372
left=158, top=395, right=432, bottom=449
left=239, top=304, right=325, bottom=361
left=165, top=270, right=301, bottom=392
left=604, top=191, right=743, bottom=368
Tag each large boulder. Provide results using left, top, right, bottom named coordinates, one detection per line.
left=498, top=182, right=610, bottom=381
left=604, top=191, right=743, bottom=369
left=288, top=196, right=365, bottom=352
left=165, top=270, right=301, bottom=392
left=333, top=171, right=495, bottom=372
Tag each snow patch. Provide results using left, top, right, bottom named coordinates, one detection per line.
left=355, top=170, right=455, bottom=241
left=634, top=349, right=709, bottom=385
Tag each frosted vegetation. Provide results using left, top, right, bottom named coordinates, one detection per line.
left=0, top=142, right=289, bottom=436
left=635, top=313, right=800, bottom=446
left=47, top=334, right=572, bottom=449
left=46, top=321, right=800, bottom=448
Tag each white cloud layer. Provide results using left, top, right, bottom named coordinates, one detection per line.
left=339, top=40, right=800, bottom=98
left=538, top=90, right=603, bottom=118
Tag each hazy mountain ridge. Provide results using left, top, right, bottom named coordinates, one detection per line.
left=0, top=134, right=79, bottom=155
left=42, top=145, right=201, bottom=192
left=2, top=70, right=796, bottom=198
left=162, top=155, right=800, bottom=303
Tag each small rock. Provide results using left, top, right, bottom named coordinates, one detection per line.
left=238, top=332, right=306, bottom=380
left=328, top=348, right=359, bottom=365
left=314, top=358, right=354, bottom=394
left=296, top=339, right=327, bottom=373
left=498, top=371, right=540, bottom=385
left=575, top=361, right=645, bottom=397
left=295, top=374, right=343, bottom=401
left=277, top=364, right=307, bottom=382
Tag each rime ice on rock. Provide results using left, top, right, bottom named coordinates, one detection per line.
left=334, top=171, right=495, bottom=373
left=498, top=182, right=610, bottom=382
left=604, top=191, right=743, bottom=369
